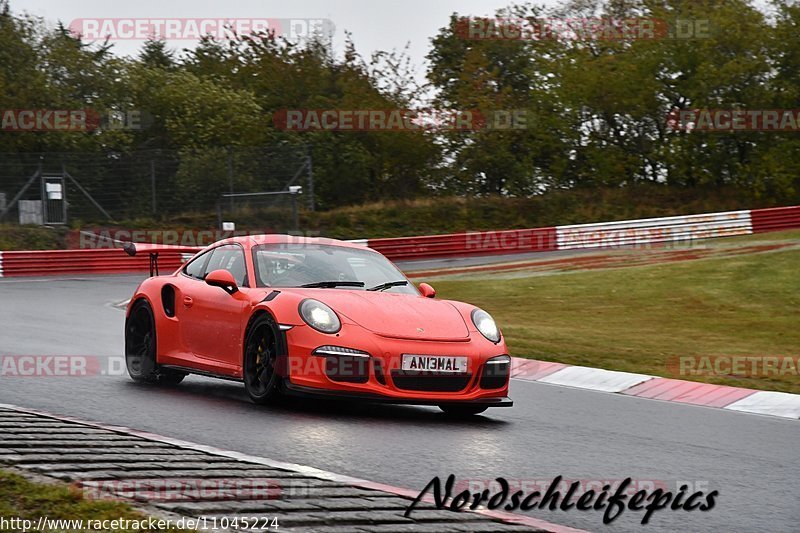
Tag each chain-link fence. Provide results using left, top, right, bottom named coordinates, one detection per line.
left=0, top=145, right=313, bottom=231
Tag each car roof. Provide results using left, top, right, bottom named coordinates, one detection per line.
left=214, top=234, right=371, bottom=251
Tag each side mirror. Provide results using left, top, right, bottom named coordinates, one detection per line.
left=418, top=282, right=436, bottom=299
left=205, top=269, right=238, bottom=294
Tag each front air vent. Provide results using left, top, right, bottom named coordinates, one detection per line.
left=480, top=362, right=510, bottom=389
left=313, top=346, right=371, bottom=384
left=373, top=359, right=387, bottom=385
left=324, top=356, right=370, bottom=383
left=390, top=371, right=472, bottom=392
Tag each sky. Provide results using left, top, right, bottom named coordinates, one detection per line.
left=13, top=0, right=773, bottom=87
left=13, top=0, right=559, bottom=82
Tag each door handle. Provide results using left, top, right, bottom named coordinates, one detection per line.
left=183, top=296, right=193, bottom=308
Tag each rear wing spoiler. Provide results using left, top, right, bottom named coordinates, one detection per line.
left=122, top=242, right=205, bottom=277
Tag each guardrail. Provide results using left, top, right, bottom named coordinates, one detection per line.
left=368, top=227, right=557, bottom=260
left=372, top=205, right=797, bottom=260
left=555, top=210, right=752, bottom=250
left=0, top=205, right=798, bottom=276
left=750, top=205, right=800, bottom=233
left=0, top=249, right=186, bottom=277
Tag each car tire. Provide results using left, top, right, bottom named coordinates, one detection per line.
left=125, top=299, right=187, bottom=385
left=438, top=404, right=488, bottom=417
left=243, top=314, right=282, bottom=404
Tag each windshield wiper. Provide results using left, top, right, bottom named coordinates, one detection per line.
left=299, top=281, right=365, bottom=288
left=367, top=280, right=409, bottom=291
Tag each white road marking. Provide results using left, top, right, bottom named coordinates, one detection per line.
left=724, top=391, right=800, bottom=419
left=537, top=365, right=653, bottom=393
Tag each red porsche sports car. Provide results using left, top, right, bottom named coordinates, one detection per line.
left=123, top=235, right=512, bottom=415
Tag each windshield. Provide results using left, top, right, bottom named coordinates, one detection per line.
left=252, top=243, right=418, bottom=295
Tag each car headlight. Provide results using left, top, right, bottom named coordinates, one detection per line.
left=299, top=299, right=341, bottom=334
left=471, top=308, right=500, bottom=343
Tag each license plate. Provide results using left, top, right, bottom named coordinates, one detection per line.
left=401, top=355, right=468, bottom=373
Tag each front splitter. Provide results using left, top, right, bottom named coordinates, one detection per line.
left=282, top=380, right=513, bottom=407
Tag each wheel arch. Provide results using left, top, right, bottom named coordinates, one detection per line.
left=126, top=292, right=157, bottom=318
left=243, top=307, right=289, bottom=376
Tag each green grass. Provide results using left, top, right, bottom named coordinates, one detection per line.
left=0, top=225, right=66, bottom=250
left=434, top=239, right=800, bottom=394
left=0, top=469, right=188, bottom=532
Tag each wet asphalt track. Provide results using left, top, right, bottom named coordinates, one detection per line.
left=0, top=274, right=798, bottom=533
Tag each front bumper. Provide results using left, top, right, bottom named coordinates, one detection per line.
left=281, top=324, right=512, bottom=405
left=282, top=380, right=513, bottom=407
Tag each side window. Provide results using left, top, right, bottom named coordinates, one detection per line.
left=183, top=251, right=210, bottom=280
left=204, top=245, right=248, bottom=287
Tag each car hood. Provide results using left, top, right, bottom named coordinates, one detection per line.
left=327, top=291, right=471, bottom=341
